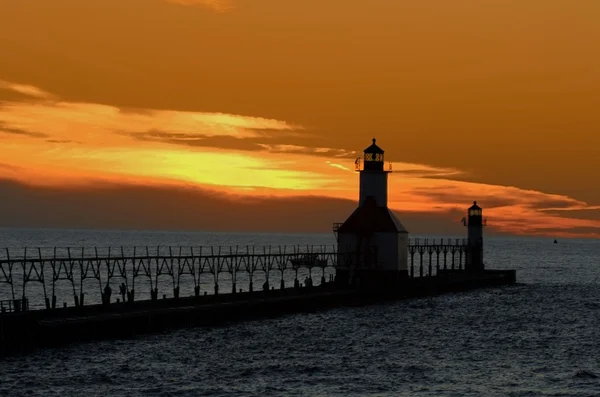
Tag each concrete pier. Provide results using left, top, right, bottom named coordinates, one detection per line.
left=0, top=267, right=515, bottom=356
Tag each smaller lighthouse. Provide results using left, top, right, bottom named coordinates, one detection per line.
left=336, top=139, right=409, bottom=286
left=465, top=201, right=485, bottom=272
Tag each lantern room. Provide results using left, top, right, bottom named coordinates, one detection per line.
left=469, top=201, right=482, bottom=217
left=468, top=201, right=484, bottom=228
left=361, top=138, right=386, bottom=172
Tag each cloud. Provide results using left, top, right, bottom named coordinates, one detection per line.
left=0, top=178, right=493, bottom=237
left=326, top=161, right=352, bottom=172
left=0, top=100, right=299, bottom=146
left=0, top=163, right=20, bottom=171
left=539, top=205, right=600, bottom=212
left=1, top=177, right=599, bottom=238
left=45, top=139, right=80, bottom=144
left=1, top=80, right=600, bottom=238
left=390, top=180, right=600, bottom=236
left=130, top=130, right=310, bottom=151
left=0, top=80, right=57, bottom=101
left=0, top=81, right=337, bottom=192
left=0, top=177, right=350, bottom=233
left=0, top=122, right=49, bottom=138
left=390, top=163, right=463, bottom=178
left=163, top=0, right=234, bottom=12
left=406, top=182, right=588, bottom=211
left=128, top=130, right=360, bottom=160
left=257, top=143, right=356, bottom=158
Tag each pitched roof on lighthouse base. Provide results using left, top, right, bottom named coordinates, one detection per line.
left=337, top=196, right=408, bottom=234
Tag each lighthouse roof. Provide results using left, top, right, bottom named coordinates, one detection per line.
left=469, top=201, right=481, bottom=210
left=364, top=138, right=384, bottom=154
left=338, top=196, right=408, bottom=234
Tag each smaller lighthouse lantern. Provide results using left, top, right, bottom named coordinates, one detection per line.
left=468, top=201, right=483, bottom=223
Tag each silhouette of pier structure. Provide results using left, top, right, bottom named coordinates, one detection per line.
left=0, top=238, right=470, bottom=313
left=0, top=139, right=515, bottom=356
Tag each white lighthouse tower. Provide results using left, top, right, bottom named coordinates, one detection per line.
left=358, top=138, right=389, bottom=207
left=335, top=139, right=409, bottom=285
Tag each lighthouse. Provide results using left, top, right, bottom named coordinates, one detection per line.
left=335, top=139, right=409, bottom=285
left=464, top=201, right=485, bottom=272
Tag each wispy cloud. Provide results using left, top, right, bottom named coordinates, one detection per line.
left=326, top=161, right=352, bottom=172
left=163, top=0, right=234, bottom=12
left=0, top=122, right=49, bottom=138
left=257, top=143, right=356, bottom=158
left=0, top=80, right=57, bottom=100
left=0, top=101, right=299, bottom=148
left=390, top=163, right=463, bottom=178
left=538, top=205, right=600, bottom=212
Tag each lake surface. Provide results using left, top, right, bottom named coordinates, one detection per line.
left=0, top=228, right=599, bottom=396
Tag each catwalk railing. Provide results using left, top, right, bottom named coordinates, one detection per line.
left=408, top=238, right=470, bottom=278
left=0, top=239, right=470, bottom=313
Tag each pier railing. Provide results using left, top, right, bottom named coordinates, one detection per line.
left=0, top=239, right=470, bottom=313
left=0, top=245, right=355, bottom=312
left=408, top=238, right=469, bottom=278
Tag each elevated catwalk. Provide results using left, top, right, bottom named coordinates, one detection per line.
left=0, top=240, right=515, bottom=356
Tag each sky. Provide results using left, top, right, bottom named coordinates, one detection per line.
left=0, top=0, right=599, bottom=237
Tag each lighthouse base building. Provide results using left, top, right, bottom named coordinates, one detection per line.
left=336, top=197, right=409, bottom=284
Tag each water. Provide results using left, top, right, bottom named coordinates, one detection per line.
left=0, top=228, right=599, bottom=396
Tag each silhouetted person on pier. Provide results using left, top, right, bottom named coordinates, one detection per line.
left=262, top=281, right=269, bottom=292
left=119, top=283, right=127, bottom=302
left=294, top=278, right=300, bottom=289
left=103, top=284, right=112, bottom=305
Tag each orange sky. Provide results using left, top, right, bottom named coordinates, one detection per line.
left=0, top=0, right=599, bottom=238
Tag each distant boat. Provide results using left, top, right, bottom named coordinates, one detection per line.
left=554, top=239, right=558, bottom=244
